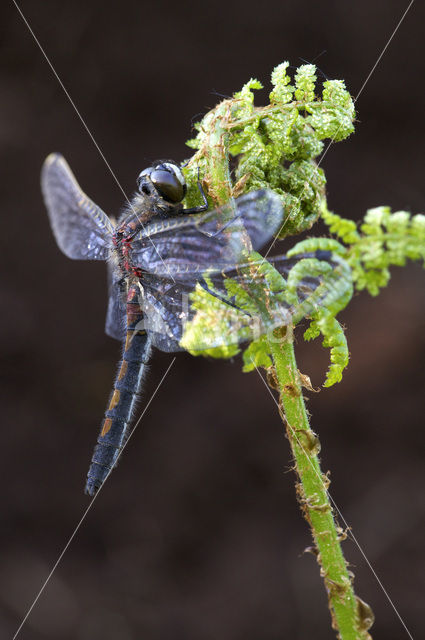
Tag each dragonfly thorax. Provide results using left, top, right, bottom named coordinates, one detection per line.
left=113, top=161, right=188, bottom=277
left=112, top=224, right=142, bottom=278
left=42, top=151, right=349, bottom=497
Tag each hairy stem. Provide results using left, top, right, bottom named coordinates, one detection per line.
left=202, top=103, right=373, bottom=639
left=268, top=328, right=373, bottom=640
left=196, top=99, right=233, bottom=206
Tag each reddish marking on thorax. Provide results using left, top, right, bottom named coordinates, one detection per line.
left=113, top=219, right=144, bottom=279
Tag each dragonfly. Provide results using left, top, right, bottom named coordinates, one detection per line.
left=41, top=153, right=343, bottom=496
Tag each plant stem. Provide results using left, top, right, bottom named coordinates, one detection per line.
left=202, top=104, right=373, bottom=639
left=197, top=99, right=233, bottom=206
left=268, top=328, right=373, bottom=640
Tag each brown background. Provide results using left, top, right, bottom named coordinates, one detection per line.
left=1, top=1, right=424, bottom=638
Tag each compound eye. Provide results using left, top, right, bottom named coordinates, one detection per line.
left=150, top=169, right=186, bottom=203
left=137, top=167, right=153, bottom=180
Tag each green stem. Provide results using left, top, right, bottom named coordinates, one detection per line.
left=197, top=100, right=233, bottom=206
left=200, top=103, right=373, bottom=639
left=268, top=328, right=373, bottom=640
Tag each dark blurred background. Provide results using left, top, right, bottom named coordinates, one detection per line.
left=1, top=1, right=424, bottom=638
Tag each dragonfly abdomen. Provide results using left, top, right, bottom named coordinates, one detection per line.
left=85, top=311, right=152, bottom=496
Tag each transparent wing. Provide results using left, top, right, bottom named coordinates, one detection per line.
left=41, top=153, right=114, bottom=260
left=138, top=251, right=350, bottom=352
left=129, top=189, right=284, bottom=273
left=105, top=262, right=126, bottom=340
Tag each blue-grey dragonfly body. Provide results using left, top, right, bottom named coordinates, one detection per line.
left=42, top=154, right=337, bottom=495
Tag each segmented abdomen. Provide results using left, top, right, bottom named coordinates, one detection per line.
left=85, top=286, right=151, bottom=495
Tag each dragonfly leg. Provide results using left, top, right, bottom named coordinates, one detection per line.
left=181, top=167, right=208, bottom=215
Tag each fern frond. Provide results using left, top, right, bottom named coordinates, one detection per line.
left=304, top=316, right=349, bottom=387
left=322, top=205, right=425, bottom=296
left=185, top=61, right=355, bottom=236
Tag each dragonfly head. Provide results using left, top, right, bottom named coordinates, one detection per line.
left=136, top=161, right=186, bottom=212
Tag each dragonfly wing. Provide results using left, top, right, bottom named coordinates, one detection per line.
left=130, top=189, right=284, bottom=273
left=141, top=285, right=184, bottom=352
left=105, top=263, right=126, bottom=341
left=231, top=189, right=286, bottom=250
left=41, top=153, right=114, bottom=260
left=140, top=250, right=349, bottom=352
